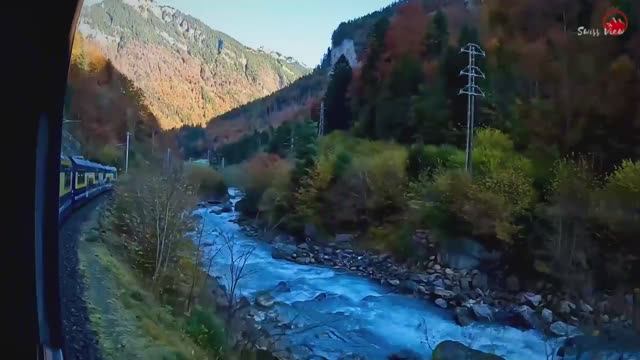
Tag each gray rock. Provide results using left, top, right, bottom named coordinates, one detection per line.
left=409, top=273, right=430, bottom=283
left=297, top=243, right=310, bottom=250
left=433, top=264, right=442, bottom=270
left=506, top=275, right=520, bottom=292
left=387, top=349, right=422, bottom=360
left=273, top=281, right=290, bottom=293
left=542, top=308, right=553, bottom=323
left=432, top=278, right=445, bottom=289
left=579, top=300, right=593, bottom=313
left=255, top=293, right=275, bottom=308
left=445, top=268, right=455, bottom=275
left=435, top=298, right=448, bottom=308
left=460, top=277, right=471, bottom=292
left=434, top=287, right=456, bottom=299
left=400, top=280, right=419, bottom=294
left=417, top=286, right=428, bottom=295
left=472, top=304, right=494, bottom=321
left=558, top=300, right=575, bottom=314
left=432, top=340, right=505, bottom=360
left=514, top=305, right=538, bottom=329
left=439, top=238, right=502, bottom=270
left=522, top=292, right=542, bottom=307
left=272, top=243, right=297, bottom=260
left=388, top=279, right=400, bottom=286
left=472, top=273, right=488, bottom=290
left=335, top=233, right=354, bottom=243
left=549, top=321, right=578, bottom=337
left=296, top=257, right=312, bottom=264
left=455, top=307, right=474, bottom=326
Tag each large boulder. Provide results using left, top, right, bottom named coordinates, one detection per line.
left=513, top=305, right=540, bottom=329
left=255, top=293, right=275, bottom=308
left=472, top=304, right=494, bottom=322
left=387, top=349, right=422, bottom=360
left=549, top=321, right=578, bottom=337
left=432, top=341, right=505, bottom=360
left=521, top=292, right=542, bottom=307
left=434, top=287, right=456, bottom=299
left=541, top=308, right=553, bottom=323
left=439, top=238, right=501, bottom=270
left=272, top=281, right=290, bottom=293
left=455, top=306, right=474, bottom=326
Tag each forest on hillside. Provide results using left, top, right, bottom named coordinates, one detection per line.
left=214, top=0, right=640, bottom=304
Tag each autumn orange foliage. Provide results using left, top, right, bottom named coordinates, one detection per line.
left=380, top=0, right=429, bottom=78
left=66, top=33, right=163, bottom=157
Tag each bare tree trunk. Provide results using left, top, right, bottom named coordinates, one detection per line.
left=186, top=220, right=205, bottom=313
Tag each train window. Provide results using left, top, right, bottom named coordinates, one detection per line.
left=64, top=173, right=71, bottom=189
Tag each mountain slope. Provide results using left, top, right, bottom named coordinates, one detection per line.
left=205, top=0, right=476, bottom=149
left=78, top=0, right=309, bottom=129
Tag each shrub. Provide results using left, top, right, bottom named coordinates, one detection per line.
left=227, top=153, right=292, bottom=215
left=595, top=159, right=640, bottom=237
left=407, top=143, right=428, bottom=180
left=185, top=309, right=226, bottom=356
left=185, top=164, right=227, bottom=199
left=425, top=169, right=524, bottom=244
left=368, top=224, right=414, bottom=261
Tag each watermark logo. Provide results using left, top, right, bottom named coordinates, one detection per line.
left=602, top=8, right=628, bottom=36
left=577, top=8, right=628, bottom=37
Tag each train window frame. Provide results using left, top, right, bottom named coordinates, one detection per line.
left=76, top=171, right=85, bottom=186
left=64, top=173, right=71, bottom=190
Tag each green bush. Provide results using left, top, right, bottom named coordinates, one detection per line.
left=185, top=164, right=228, bottom=199
left=595, top=159, right=640, bottom=237
left=184, top=309, right=226, bottom=356
left=368, top=224, right=414, bottom=261
left=407, top=144, right=428, bottom=180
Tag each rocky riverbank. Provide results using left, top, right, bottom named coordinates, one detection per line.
left=234, top=222, right=638, bottom=342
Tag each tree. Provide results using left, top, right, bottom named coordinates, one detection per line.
left=216, top=229, right=255, bottom=327
left=111, top=167, right=197, bottom=285
left=324, top=55, right=353, bottom=133
left=425, top=10, right=449, bottom=58
left=352, top=17, right=390, bottom=138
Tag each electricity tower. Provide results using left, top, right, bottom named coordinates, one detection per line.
left=458, top=43, right=486, bottom=176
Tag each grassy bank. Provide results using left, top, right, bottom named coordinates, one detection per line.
left=78, top=218, right=217, bottom=359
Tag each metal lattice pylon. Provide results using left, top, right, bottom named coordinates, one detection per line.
left=458, top=43, right=486, bottom=175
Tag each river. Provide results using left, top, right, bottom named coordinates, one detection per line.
left=194, top=189, right=552, bottom=360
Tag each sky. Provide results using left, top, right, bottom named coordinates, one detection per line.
left=158, top=0, right=395, bottom=67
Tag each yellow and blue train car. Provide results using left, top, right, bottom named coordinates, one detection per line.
left=58, top=155, right=117, bottom=223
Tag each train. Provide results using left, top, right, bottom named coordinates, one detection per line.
left=59, top=155, right=118, bottom=222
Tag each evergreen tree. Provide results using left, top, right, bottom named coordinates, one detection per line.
left=425, top=10, right=449, bottom=58
left=324, top=55, right=353, bottom=133
left=353, top=17, right=389, bottom=139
